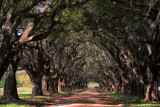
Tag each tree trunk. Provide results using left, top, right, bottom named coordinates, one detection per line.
left=48, top=79, right=55, bottom=94
left=0, top=60, right=9, bottom=81
left=58, top=78, right=62, bottom=93
left=31, top=78, right=43, bottom=96
left=145, top=76, right=159, bottom=101
left=137, top=81, right=144, bottom=97
left=25, top=68, right=43, bottom=96
left=145, top=83, right=152, bottom=101
left=121, top=81, right=127, bottom=94
left=151, top=77, right=159, bottom=100
left=42, top=75, right=49, bottom=95
left=3, top=65, right=19, bottom=100
left=29, top=73, right=43, bottom=96
left=145, top=65, right=159, bottom=101
left=0, top=8, right=13, bottom=81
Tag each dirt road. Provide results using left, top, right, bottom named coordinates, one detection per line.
left=43, top=88, right=123, bottom=107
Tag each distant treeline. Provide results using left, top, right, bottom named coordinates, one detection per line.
left=0, top=71, right=31, bottom=88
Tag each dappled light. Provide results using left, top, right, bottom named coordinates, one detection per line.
left=0, top=0, right=160, bottom=106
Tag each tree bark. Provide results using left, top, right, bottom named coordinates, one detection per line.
left=3, top=65, right=19, bottom=100
left=145, top=65, right=159, bottom=101
left=42, top=75, right=49, bottom=95
left=31, top=77, right=43, bottom=96
left=137, top=81, right=144, bottom=97
left=151, top=77, right=159, bottom=100
left=24, top=66, right=43, bottom=96
left=58, top=78, right=62, bottom=93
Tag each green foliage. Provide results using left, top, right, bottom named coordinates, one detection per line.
left=61, top=7, right=87, bottom=29
left=1, top=0, right=159, bottom=103
left=17, top=82, right=22, bottom=87
left=16, top=71, right=32, bottom=88
left=87, top=82, right=100, bottom=88
left=13, top=0, right=36, bottom=12
left=0, top=73, right=6, bottom=88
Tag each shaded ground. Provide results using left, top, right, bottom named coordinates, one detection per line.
left=26, top=88, right=123, bottom=107
left=1, top=88, right=160, bottom=107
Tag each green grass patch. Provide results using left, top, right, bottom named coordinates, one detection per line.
left=18, top=92, right=32, bottom=99
left=0, top=100, right=41, bottom=107
left=88, top=82, right=100, bottom=88
left=100, top=89, right=160, bottom=107
left=0, top=92, right=41, bottom=107
left=0, top=89, right=85, bottom=107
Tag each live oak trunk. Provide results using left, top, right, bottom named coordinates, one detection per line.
left=27, top=70, right=43, bottom=96
left=3, top=65, right=19, bottom=100
left=58, top=78, right=62, bottom=93
left=0, top=57, right=10, bottom=81
left=130, top=80, right=144, bottom=97
left=31, top=78, right=43, bottom=96
left=0, top=9, right=13, bottom=81
left=145, top=65, right=159, bottom=101
left=136, top=81, right=144, bottom=97
left=48, top=78, right=57, bottom=94
left=25, top=67, right=43, bottom=96
left=31, top=74, right=43, bottom=96
left=121, top=81, right=129, bottom=94
left=145, top=77, right=159, bottom=101
left=42, top=75, right=49, bottom=95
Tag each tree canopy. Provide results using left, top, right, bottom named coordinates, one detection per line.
left=0, top=0, right=160, bottom=101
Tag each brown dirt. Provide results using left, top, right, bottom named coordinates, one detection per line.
left=24, top=88, right=123, bottom=107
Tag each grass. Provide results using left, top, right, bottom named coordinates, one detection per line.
left=0, top=100, right=41, bottom=107
left=0, top=87, right=32, bottom=94
left=0, top=88, right=84, bottom=107
left=100, top=89, right=160, bottom=107
left=0, top=88, right=38, bottom=107
left=87, top=82, right=100, bottom=88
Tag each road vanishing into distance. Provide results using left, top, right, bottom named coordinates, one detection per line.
left=44, top=88, right=123, bottom=107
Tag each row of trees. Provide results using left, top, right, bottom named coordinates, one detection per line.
left=0, top=0, right=91, bottom=100
left=89, top=0, right=160, bottom=101
left=0, top=0, right=160, bottom=102
left=2, top=31, right=91, bottom=100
